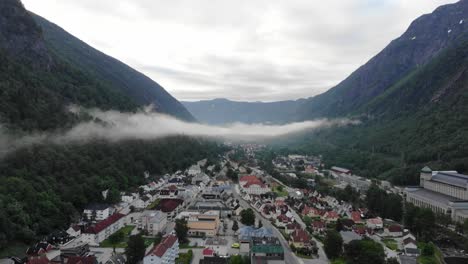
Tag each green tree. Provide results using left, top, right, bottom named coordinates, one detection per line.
left=125, top=234, right=145, bottom=264
left=108, top=230, right=125, bottom=252
left=386, top=257, right=399, bottom=264
left=232, top=220, right=239, bottom=232
left=463, top=219, right=468, bottom=234
left=421, top=242, right=435, bottom=256
left=344, top=239, right=385, bottom=264
left=324, top=229, right=343, bottom=259
left=303, top=216, right=313, bottom=226
left=240, top=208, right=256, bottom=226
left=175, top=219, right=189, bottom=244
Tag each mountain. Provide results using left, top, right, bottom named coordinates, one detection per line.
left=182, top=98, right=306, bottom=124
left=294, top=0, right=468, bottom=120
left=32, top=14, right=195, bottom=122
left=0, top=0, right=193, bottom=132
left=283, top=0, right=468, bottom=184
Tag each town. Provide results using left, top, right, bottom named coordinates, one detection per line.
left=2, top=144, right=468, bottom=264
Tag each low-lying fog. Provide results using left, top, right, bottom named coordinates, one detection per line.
left=0, top=106, right=359, bottom=154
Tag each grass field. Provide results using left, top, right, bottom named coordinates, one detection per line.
left=382, top=238, right=398, bottom=251
left=100, top=225, right=135, bottom=248
left=273, top=186, right=288, bottom=197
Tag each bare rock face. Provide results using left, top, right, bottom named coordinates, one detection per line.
left=0, top=0, right=53, bottom=70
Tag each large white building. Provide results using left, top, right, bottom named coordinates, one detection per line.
left=405, top=167, right=468, bottom=222
left=83, top=204, right=111, bottom=221
left=143, top=235, right=179, bottom=264
left=139, top=211, right=167, bottom=236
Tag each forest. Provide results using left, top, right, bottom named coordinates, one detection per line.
left=0, top=136, right=226, bottom=254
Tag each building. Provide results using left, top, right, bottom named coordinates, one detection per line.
left=250, top=237, right=284, bottom=263
left=331, top=166, right=351, bottom=176
left=187, top=214, right=220, bottom=237
left=290, top=229, right=311, bottom=249
left=156, top=199, right=184, bottom=220
left=81, top=213, right=126, bottom=246
left=144, top=235, right=179, bottom=264
left=239, top=176, right=270, bottom=195
left=366, top=217, right=383, bottom=229
left=83, top=204, right=110, bottom=221
left=139, top=211, right=167, bottom=236
left=199, top=257, right=228, bottom=264
left=405, top=167, right=468, bottom=222
left=204, top=237, right=228, bottom=256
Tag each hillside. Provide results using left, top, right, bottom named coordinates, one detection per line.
left=294, top=0, right=468, bottom=120
left=32, top=14, right=195, bottom=122
left=182, top=98, right=305, bottom=124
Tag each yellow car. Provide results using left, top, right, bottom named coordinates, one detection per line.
left=231, top=243, right=240, bottom=249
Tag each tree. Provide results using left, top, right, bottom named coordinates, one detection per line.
left=463, top=219, right=468, bottom=234
left=125, top=234, right=145, bottom=264
left=303, top=216, right=313, bottom=226
left=386, top=257, right=399, bottom=264
left=335, top=219, right=344, bottom=232
left=175, top=219, right=189, bottom=244
left=108, top=230, right=124, bottom=252
left=232, top=220, right=239, bottom=232
left=240, top=208, right=255, bottom=226
left=324, top=229, right=343, bottom=259
left=344, top=239, right=385, bottom=264
left=421, top=242, right=435, bottom=256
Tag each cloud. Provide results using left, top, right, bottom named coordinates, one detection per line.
left=0, top=107, right=359, bottom=154
left=22, top=0, right=458, bottom=101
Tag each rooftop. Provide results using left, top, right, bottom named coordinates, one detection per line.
left=147, top=235, right=178, bottom=257
left=406, top=188, right=461, bottom=205
left=84, top=203, right=109, bottom=211
left=83, top=213, right=125, bottom=234
left=251, top=237, right=284, bottom=254
left=156, top=199, right=183, bottom=212
left=431, top=171, right=468, bottom=188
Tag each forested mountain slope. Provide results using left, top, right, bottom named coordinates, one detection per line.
left=32, top=14, right=195, bottom=122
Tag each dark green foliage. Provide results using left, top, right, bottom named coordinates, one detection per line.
left=0, top=137, right=224, bottom=249
left=344, top=239, right=385, bottom=264
left=232, top=220, right=239, bottom=232
left=421, top=242, right=435, bottom=256
left=32, top=14, right=194, bottom=121
left=240, top=208, right=255, bottom=226
left=176, top=249, right=193, bottom=264
left=125, top=234, right=145, bottom=264
left=229, top=255, right=251, bottom=264
left=404, top=203, right=436, bottom=241
left=175, top=219, right=189, bottom=244
left=324, top=229, right=343, bottom=259
left=366, top=184, right=403, bottom=221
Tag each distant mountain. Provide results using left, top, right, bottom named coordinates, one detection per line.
left=182, top=98, right=306, bottom=124
left=0, top=0, right=193, bottom=132
left=32, top=14, right=195, bottom=122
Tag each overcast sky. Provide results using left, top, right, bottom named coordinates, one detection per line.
left=23, top=0, right=457, bottom=102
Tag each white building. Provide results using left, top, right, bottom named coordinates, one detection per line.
left=405, top=167, right=468, bottom=222
left=143, top=235, right=179, bottom=264
left=81, top=213, right=126, bottom=246
left=204, top=237, right=228, bottom=256
left=139, top=211, right=167, bottom=236
left=83, top=204, right=110, bottom=221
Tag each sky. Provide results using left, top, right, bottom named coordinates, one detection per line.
left=23, top=0, right=457, bottom=102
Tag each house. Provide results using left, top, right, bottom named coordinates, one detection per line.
left=121, top=193, right=138, bottom=203
left=105, top=254, right=126, bottom=264
left=187, top=214, right=220, bottom=237
left=143, top=235, right=179, bottom=264
left=353, top=226, right=366, bottom=236
left=26, top=256, right=50, bottom=264
left=323, top=211, right=339, bottom=223
left=139, top=211, right=168, bottom=236
left=242, top=182, right=270, bottom=195
left=285, top=222, right=301, bottom=235
left=135, top=196, right=151, bottom=209
left=403, top=237, right=418, bottom=250
left=26, top=242, right=53, bottom=256
left=366, top=217, right=383, bottom=229
left=331, top=166, right=351, bottom=176
left=386, top=225, right=403, bottom=237
left=187, top=165, right=202, bottom=176
left=202, top=248, right=215, bottom=257
left=83, top=204, right=110, bottom=221
left=67, top=256, right=97, bottom=264
left=156, top=199, right=184, bottom=220
left=290, top=229, right=311, bottom=249
left=81, top=213, right=126, bottom=246
left=66, top=225, right=81, bottom=238
left=205, top=237, right=228, bottom=256
left=405, top=248, right=420, bottom=257
left=159, top=188, right=179, bottom=199
left=276, top=214, right=293, bottom=227
left=349, top=211, right=362, bottom=223
left=312, top=221, right=326, bottom=233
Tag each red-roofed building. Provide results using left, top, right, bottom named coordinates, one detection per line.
left=386, top=225, right=403, bottom=237
left=350, top=211, right=362, bottom=223
left=353, top=226, right=366, bottom=236
left=27, top=256, right=50, bottom=264
left=285, top=222, right=302, bottom=234
left=202, top=248, right=215, bottom=257
left=144, top=235, right=179, bottom=264
left=82, top=213, right=126, bottom=246
left=323, top=211, right=339, bottom=223
left=290, top=229, right=311, bottom=249
left=156, top=199, right=184, bottom=220
left=239, top=176, right=270, bottom=195
left=312, top=221, right=326, bottom=233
